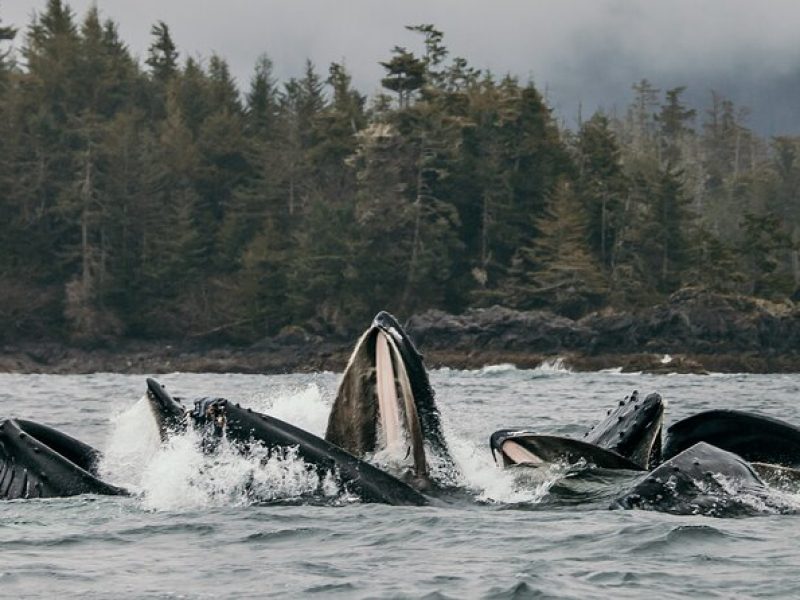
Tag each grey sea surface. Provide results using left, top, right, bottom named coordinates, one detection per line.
left=1, top=366, right=800, bottom=599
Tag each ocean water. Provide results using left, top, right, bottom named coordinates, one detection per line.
left=1, top=366, right=800, bottom=599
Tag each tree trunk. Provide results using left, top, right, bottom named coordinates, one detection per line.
left=600, top=189, right=607, bottom=265
left=402, top=147, right=425, bottom=311
left=80, top=146, right=93, bottom=297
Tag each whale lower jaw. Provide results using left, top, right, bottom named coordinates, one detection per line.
left=0, top=418, right=128, bottom=500
left=490, top=431, right=645, bottom=471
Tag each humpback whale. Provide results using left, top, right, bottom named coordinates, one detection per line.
left=614, top=442, right=775, bottom=516
left=145, top=378, right=427, bottom=506
left=0, top=418, right=127, bottom=500
left=490, top=391, right=664, bottom=471
left=664, top=409, right=800, bottom=467
left=325, top=311, right=455, bottom=489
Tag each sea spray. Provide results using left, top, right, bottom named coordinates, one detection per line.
left=233, top=382, right=331, bottom=437
left=99, top=395, right=162, bottom=489
left=100, top=383, right=340, bottom=510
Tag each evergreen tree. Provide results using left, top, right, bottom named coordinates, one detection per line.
left=145, top=21, right=177, bottom=84
left=739, top=212, right=795, bottom=298
left=575, top=112, right=628, bottom=269
left=245, top=54, right=278, bottom=135
left=0, top=7, right=16, bottom=78
left=626, top=79, right=659, bottom=157
left=639, top=167, right=693, bottom=293
left=2, top=9, right=800, bottom=344
left=380, top=46, right=425, bottom=108
left=655, top=86, right=695, bottom=166
left=501, top=180, right=607, bottom=317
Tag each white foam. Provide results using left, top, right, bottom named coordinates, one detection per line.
left=99, top=395, right=162, bottom=489
left=140, top=431, right=333, bottom=511
left=480, top=363, right=518, bottom=374
left=99, top=384, right=338, bottom=511
left=100, top=380, right=570, bottom=509
left=533, top=357, right=572, bottom=374
left=441, top=433, right=556, bottom=504
left=239, top=383, right=330, bottom=437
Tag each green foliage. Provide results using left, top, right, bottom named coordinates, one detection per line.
left=500, top=180, right=607, bottom=317
left=145, top=21, right=177, bottom=83
left=0, top=7, right=16, bottom=78
left=739, top=212, right=796, bottom=298
left=574, top=113, right=627, bottom=268
left=380, top=47, right=425, bottom=108
left=0, top=4, right=798, bottom=344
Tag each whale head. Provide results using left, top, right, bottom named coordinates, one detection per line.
left=583, top=391, right=664, bottom=469
left=325, top=311, right=451, bottom=489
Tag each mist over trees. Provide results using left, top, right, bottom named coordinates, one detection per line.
left=0, top=1, right=798, bottom=345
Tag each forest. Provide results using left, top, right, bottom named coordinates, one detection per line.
left=0, top=0, right=798, bottom=346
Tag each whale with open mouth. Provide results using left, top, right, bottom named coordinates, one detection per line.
left=144, top=378, right=427, bottom=506
left=490, top=391, right=665, bottom=471
left=0, top=418, right=127, bottom=500
left=325, top=311, right=455, bottom=489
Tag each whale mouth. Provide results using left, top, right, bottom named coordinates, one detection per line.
left=145, top=378, right=188, bottom=440
left=490, top=392, right=665, bottom=471
left=489, top=431, right=645, bottom=471
left=373, top=325, right=428, bottom=484
left=325, top=312, right=434, bottom=487
left=0, top=418, right=128, bottom=499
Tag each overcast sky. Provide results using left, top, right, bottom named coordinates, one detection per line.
left=3, top=0, right=800, bottom=133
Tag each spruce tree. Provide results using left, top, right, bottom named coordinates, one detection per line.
left=146, top=21, right=178, bottom=84
left=575, top=112, right=628, bottom=269
left=0, top=7, right=15, bottom=79
left=502, top=180, right=607, bottom=317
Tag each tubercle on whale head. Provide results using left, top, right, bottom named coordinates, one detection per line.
left=189, top=397, right=231, bottom=451
left=584, top=391, right=665, bottom=469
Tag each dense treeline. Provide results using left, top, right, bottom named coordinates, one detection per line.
left=0, top=1, right=798, bottom=345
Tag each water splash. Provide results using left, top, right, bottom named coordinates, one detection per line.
left=139, top=434, right=334, bottom=511
left=237, top=383, right=330, bottom=437
left=534, top=358, right=572, bottom=374
left=99, top=395, right=162, bottom=489
left=480, top=363, right=518, bottom=375
left=442, top=432, right=556, bottom=504
left=99, top=384, right=340, bottom=511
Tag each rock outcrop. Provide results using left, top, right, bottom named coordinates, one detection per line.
left=2, top=289, right=798, bottom=374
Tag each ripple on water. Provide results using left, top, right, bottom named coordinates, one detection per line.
left=626, top=523, right=763, bottom=555
left=238, top=526, right=329, bottom=544
left=2, top=372, right=800, bottom=599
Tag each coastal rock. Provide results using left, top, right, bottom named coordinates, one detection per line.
left=406, top=306, right=592, bottom=352
left=2, top=289, right=798, bottom=374
left=406, top=289, right=800, bottom=367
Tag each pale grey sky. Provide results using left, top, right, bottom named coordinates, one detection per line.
left=2, top=0, right=799, bottom=132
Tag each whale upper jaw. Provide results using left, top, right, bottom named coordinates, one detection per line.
left=145, top=377, right=188, bottom=440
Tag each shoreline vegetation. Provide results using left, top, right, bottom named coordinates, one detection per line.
left=1, top=4, right=799, bottom=364
left=2, top=289, right=798, bottom=375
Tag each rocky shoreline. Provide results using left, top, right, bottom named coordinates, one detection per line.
left=1, top=289, right=799, bottom=375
